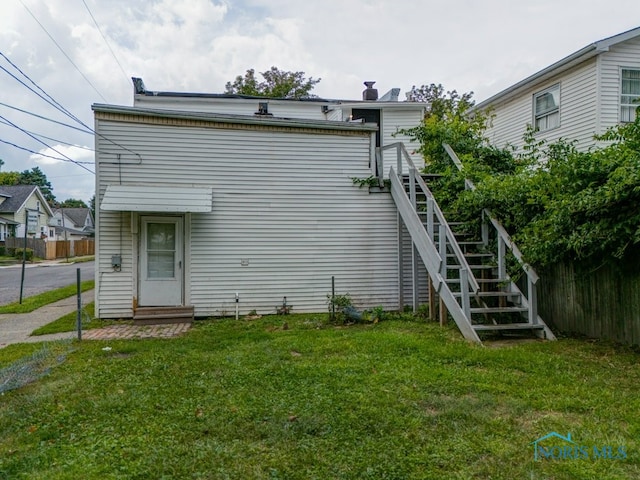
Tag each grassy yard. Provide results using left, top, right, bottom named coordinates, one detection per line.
left=0, top=280, right=94, bottom=314
left=0, top=315, right=638, bottom=479
left=29, top=302, right=120, bottom=336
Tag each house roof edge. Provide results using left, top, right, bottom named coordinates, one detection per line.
left=92, top=104, right=380, bottom=132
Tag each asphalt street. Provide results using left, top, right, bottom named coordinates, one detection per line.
left=0, top=261, right=94, bottom=305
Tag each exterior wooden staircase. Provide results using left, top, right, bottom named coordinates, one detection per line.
left=379, top=142, right=556, bottom=344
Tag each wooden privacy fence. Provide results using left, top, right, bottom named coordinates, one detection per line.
left=5, top=238, right=94, bottom=260
left=539, top=262, right=640, bottom=346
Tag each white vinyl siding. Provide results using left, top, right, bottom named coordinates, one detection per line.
left=95, top=116, right=401, bottom=318
left=482, top=60, right=598, bottom=152
left=599, top=36, right=640, bottom=128
left=381, top=108, right=425, bottom=173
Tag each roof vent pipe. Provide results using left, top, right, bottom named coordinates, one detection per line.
left=362, top=81, right=378, bottom=101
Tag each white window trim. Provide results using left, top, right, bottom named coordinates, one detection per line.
left=533, top=84, right=561, bottom=133
left=620, top=67, right=640, bottom=123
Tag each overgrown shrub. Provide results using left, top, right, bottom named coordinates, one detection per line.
left=403, top=83, right=640, bottom=271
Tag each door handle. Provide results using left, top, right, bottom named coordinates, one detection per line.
left=179, top=260, right=182, bottom=269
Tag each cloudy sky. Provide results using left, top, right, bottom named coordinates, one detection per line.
left=0, top=0, right=638, bottom=204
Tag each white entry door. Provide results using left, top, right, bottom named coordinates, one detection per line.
left=139, top=216, right=183, bottom=306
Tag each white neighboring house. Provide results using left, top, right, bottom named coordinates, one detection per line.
left=49, top=207, right=94, bottom=240
left=473, top=26, right=640, bottom=152
left=0, top=185, right=53, bottom=240
left=93, top=81, right=427, bottom=320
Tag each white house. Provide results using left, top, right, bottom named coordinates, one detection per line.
left=49, top=207, right=94, bottom=240
left=473, top=26, right=640, bottom=152
left=93, top=81, right=427, bottom=320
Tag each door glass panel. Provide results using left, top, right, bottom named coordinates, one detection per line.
left=147, top=222, right=176, bottom=278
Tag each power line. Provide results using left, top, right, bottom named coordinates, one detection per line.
left=81, top=0, right=129, bottom=85
left=18, top=0, right=108, bottom=102
left=0, top=50, right=142, bottom=162
left=0, top=102, right=92, bottom=134
left=0, top=51, right=88, bottom=128
left=0, top=115, right=95, bottom=173
left=0, top=118, right=96, bottom=153
left=0, top=138, right=94, bottom=167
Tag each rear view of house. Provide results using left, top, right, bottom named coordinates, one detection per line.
left=94, top=81, right=427, bottom=320
left=94, top=79, right=555, bottom=344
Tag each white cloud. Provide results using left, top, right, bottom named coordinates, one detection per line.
left=1, top=0, right=639, bottom=204
left=30, top=144, right=94, bottom=166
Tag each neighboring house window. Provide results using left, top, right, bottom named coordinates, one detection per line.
left=621, top=69, right=640, bottom=122
left=36, top=201, right=41, bottom=211
left=533, top=84, right=560, bottom=132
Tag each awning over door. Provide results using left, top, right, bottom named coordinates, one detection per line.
left=100, top=185, right=213, bottom=212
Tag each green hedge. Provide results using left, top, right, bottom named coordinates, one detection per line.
left=14, top=248, right=33, bottom=261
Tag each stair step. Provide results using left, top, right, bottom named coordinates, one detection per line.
left=453, top=291, right=521, bottom=298
left=134, top=306, right=194, bottom=325
left=447, top=264, right=495, bottom=270
left=133, top=317, right=193, bottom=326
left=447, top=278, right=505, bottom=284
left=470, top=307, right=529, bottom=314
left=472, top=323, right=545, bottom=331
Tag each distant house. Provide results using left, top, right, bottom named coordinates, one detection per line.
left=49, top=207, right=95, bottom=240
left=0, top=185, right=53, bottom=240
left=473, top=26, right=640, bottom=152
left=93, top=80, right=427, bottom=320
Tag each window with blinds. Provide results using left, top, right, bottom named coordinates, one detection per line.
left=621, top=69, right=640, bottom=123
left=533, top=84, right=560, bottom=132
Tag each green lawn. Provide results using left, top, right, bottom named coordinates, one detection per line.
left=0, top=281, right=94, bottom=314
left=30, top=302, right=120, bottom=336
left=0, top=315, right=638, bottom=479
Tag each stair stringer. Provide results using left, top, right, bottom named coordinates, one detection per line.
left=389, top=169, right=482, bottom=344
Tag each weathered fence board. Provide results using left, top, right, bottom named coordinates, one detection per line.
left=5, top=237, right=48, bottom=259
left=539, top=262, right=640, bottom=346
left=6, top=238, right=94, bottom=260
left=74, top=239, right=94, bottom=256
left=56, top=241, right=70, bottom=259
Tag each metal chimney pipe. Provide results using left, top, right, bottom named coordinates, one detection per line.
left=362, top=81, right=378, bottom=101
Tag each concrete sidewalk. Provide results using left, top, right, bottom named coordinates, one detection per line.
left=0, top=292, right=93, bottom=348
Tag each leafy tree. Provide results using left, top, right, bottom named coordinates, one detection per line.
left=58, top=198, right=88, bottom=208
left=225, top=66, right=321, bottom=99
left=0, top=171, right=20, bottom=185
left=402, top=84, right=500, bottom=172
left=18, top=167, right=55, bottom=204
left=405, top=84, right=640, bottom=270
